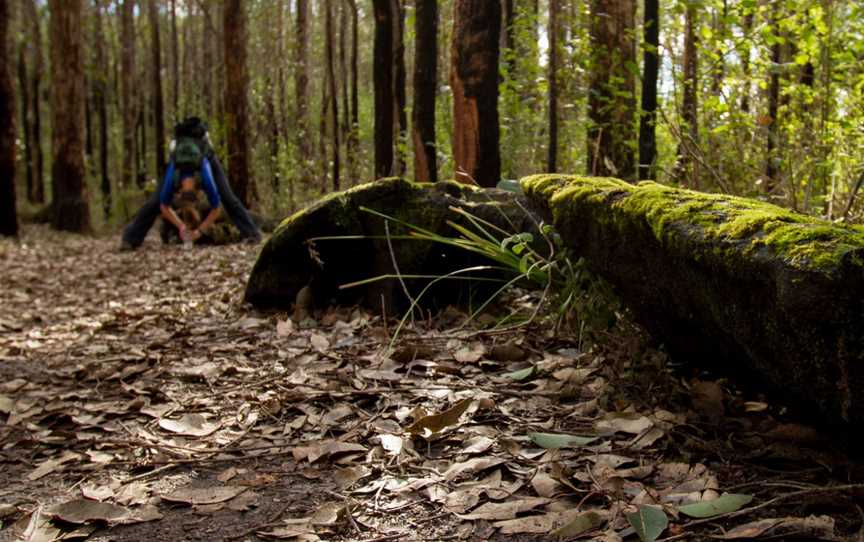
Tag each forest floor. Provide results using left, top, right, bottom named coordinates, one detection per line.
left=1, top=225, right=863, bottom=542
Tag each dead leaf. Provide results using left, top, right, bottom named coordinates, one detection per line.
left=488, top=342, right=527, bottom=362
left=47, top=500, right=161, bottom=525
left=458, top=497, right=550, bottom=520
left=712, top=515, right=837, bottom=540
left=380, top=434, right=404, bottom=455
left=162, top=486, right=248, bottom=505
left=28, top=452, right=80, bottom=481
left=443, top=457, right=508, bottom=482
left=159, top=413, right=220, bottom=437
left=405, top=398, right=473, bottom=436
left=276, top=319, right=295, bottom=336
left=462, top=435, right=495, bottom=454
left=454, top=343, right=485, bottom=363
left=334, top=466, right=372, bottom=489
left=531, top=471, right=561, bottom=498
left=595, top=412, right=654, bottom=435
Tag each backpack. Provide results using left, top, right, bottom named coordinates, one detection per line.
left=172, top=117, right=210, bottom=172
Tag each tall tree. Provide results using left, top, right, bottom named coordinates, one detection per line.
left=450, top=0, right=501, bottom=187
left=587, top=0, right=637, bottom=180
left=93, top=0, right=111, bottom=219
left=393, top=0, right=407, bottom=176
left=294, top=0, right=310, bottom=176
left=120, top=0, right=136, bottom=189
left=147, top=0, right=166, bottom=177
left=49, top=0, right=91, bottom=232
left=346, top=0, right=359, bottom=184
left=0, top=0, right=17, bottom=237
left=373, top=0, right=395, bottom=178
left=675, top=1, right=699, bottom=189
left=170, top=0, right=179, bottom=114
left=24, top=0, right=44, bottom=203
left=547, top=0, right=560, bottom=172
left=765, top=16, right=781, bottom=192
left=223, top=0, right=253, bottom=207
left=412, top=0, right=438, bottom=183
left=638, top=0, right=659, bottom=180
left=17, top=41, right=33, bottom=204
left=324, top=0, right=340, bottom=190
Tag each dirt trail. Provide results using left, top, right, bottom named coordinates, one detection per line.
left=0, top=227, right=862, bottom=542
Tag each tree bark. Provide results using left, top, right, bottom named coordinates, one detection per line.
left=170, top=0, right=179, bottom=114
left=547, top=0, right=560, bottom=173
left=25, top=0, right=43, bottom=203
left=675, top=1, right=699, bottom=189
left=120, top=0, right=136, bottom=189
left=373, top=0, right=395, bottom=178
left=412, top=0, right=438, bottom=183
left=147, top=0, right=166, bottom=177
left=638, top=0, right=659, bottom=180
left=17, top=44, right=33, bottom=204
left=587, top=0, right=637, bottom=181
left=765, top=31, right=781, bottom=192
left=739, top=11, right=754, bottom=113
left=94, top=0, right=111, bottom=219
left=49, top=0, right=90, bottom=232
left=223, top=0, right=252, bottom=207
left=294, top=0, right=310, bottom=175
left=450, top=0, right=501, bottom=187
left=0, top=0, right=17, bottom=237
left=346, top=0, right=359, bottom=185
left=393, top=0, right=407, bottom=176
left=325, top=0, right=340, bottom=191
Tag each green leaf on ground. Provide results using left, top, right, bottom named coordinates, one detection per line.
left=551, top=511, right=604, bottom=537
left=529, top=432, right=597, bottom=449
left=504, top=366, right=536, bottom=381
left=626, top=505, right=668, bottom=542
left=678, top=493, right=753, bottom=518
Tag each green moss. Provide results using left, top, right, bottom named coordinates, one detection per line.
left=521, top=175, right=864, bottom=274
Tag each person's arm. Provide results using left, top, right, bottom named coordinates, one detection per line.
left=191, top=158, right=223, bottom=240
left=158, top=161, right=187, bottom=238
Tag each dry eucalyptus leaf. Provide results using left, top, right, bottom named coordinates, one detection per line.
left=162, top=486, right=247, bottom=505
left=333, top=466, right=372, bottom=489
left=28, top=452, right=80, bottom=481
left=443, top=457, right=508, bottom=482
left=405, top=398, right=473, bottom=436
left=380, top=434, right=404, bottom=455
left=158, top=413, right=220, bottom=437
left=458, top=497, right=551, bottom=521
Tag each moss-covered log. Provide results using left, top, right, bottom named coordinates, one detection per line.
left=523, top=174, right=864, bottom=428
left=245, top=178, right=538, bottom=312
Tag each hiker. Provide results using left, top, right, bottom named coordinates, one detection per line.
left=158, top=168, right=219, bottom=245
left=120, top=117, right=261, bottom=249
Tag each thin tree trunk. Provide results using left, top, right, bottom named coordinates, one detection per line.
left=170, top=0, right=179, bottom=114
left=587, top=0, right=637, bottom=181
left=223, top=0, right=253, bottom=207
left=294, top=0, right=310, bottom=176
left=93, top=0, right=111, bottom=219
left=25, top=0, right=43, bottom=203
left=638, top=0, right=659, bottom=180
left=325, top=1, right=340, bottom=191
left=412, top=0, right=438, bottom=183
left=547, top=0, right=560, bottom=173
left=347, top=0, right=359, bottom=185
left=148, top=0, right=166, bottom=177
left=120, top=0, right=136, bottom=189
left=501, top=0, right=515, bottom=75
left=740, top=11, right=754, bottom=113
left=676, top=1, right=699, bottom=189
left=393, top=0, right=407, bottom=176
left=450, top=0, right=501, bottom=187
left=765, top=18, right=781, bottom=192
left=373, top=0, right=395, bottom=178
left=85, top=82, right=93, bottom=157
left=0, top=0, right=17, bottom=236
left=339, top=2, right=350, bottom=145
left=17, top=44, right=33, bottom=203
left=49, top=0, right=91, bottom=232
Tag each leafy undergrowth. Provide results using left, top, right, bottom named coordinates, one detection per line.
left=1, top=225, right=863, bottom=542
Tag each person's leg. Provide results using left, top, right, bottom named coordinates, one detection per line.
left=208, top=154, right=262, bottom=241
left=120, top=189, right=162, bottom=248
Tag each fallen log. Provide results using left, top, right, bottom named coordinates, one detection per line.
left=522, top=175, right=864, bottom=428
left=244, top=177, right=540, bottom=312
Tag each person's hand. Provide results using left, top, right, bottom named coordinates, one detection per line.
left=190, top=229, right=203, bottom=242
left=178, top=223, right=189, bottom=241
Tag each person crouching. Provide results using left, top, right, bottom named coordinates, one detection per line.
left=160, top=168, right=221, bottom=246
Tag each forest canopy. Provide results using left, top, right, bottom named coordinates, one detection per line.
left=2, top=0, right=864, bottom=236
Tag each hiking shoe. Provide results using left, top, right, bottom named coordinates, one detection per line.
left=118, top=239, right=137, bottom=252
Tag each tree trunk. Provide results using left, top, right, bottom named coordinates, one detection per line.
left=765, top=31, right=781, bottom=192
left=373, top=0, right=395, bottom=178
left=412, top=0, right=438, bottom=184
left=346, top=0, right=359, bottom=185
left=393, top=0, right=407, bottom=176
left=450, top=0, right=501, bottom=187
left=324, top=1, right=340, bottom=192
left=148, top=0, right=166, bottom=177
left=294, top=0, right=310, bottom=176
left=25, top=0, right=43, bottom=203
left=547, top=0, right=560, bottom=173
left=49, top=0, right=90, bottom=232
left=740, top=11, right=754, bottom=113
left=587, top=0, right=637, bottom=181
left=638, top=0, right=659, bottom=180
left=339, top=2, right=350, bottom=146
left=223, top=0, right=252, bottom=207
left=94, top=0, right=111, bottom=219
left=85, top=81, right=93, bottom=158
left=501, top=0, right=515, bottom=75
left=120, top=0, right=136, bottom=189
left=170, top=0, right=179, bottom=114
left=675, top=1, right=699, bottom=189
left=0, top=0, right=17, bottom=237
left=17, top=44, right=33, bottom=204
